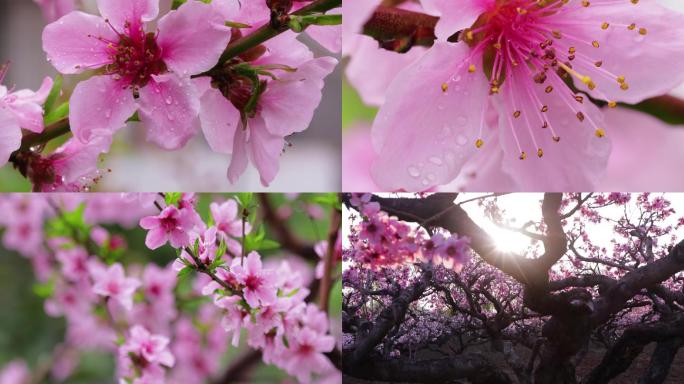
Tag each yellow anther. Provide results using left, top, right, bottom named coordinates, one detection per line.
left=513, top=110, right=521, bottom=118
left=595, top=129, right=606, bottom=138
left=608, top=101, right=617, bottom=108
left=441, top=83, right=449, bottom=92
left=493, top=42, right=502, bottom=50
left=537, top=148, right=544, bottom=158
left=628, top=23, right=636, bottom=31
left=592, top=40, right=600, bottom=48
left=541, top=105, right=549, bottom=112
left=620, top=82, right=629, bottom=90
left=545, top=86, right=554, bottom=93
left=639, top=27, right=648, bottom=35
left=617, top=75, right=625, bottom=83
left=468, top=64, right=476, bottom=73
left=601, top=22, right=609, bottom=30
left=475, top=139, right=484, bottom=148
left=552, top=30, right=562, bottom=39
left=568, top=46, right=576, bottom=54
left=581, top=1, right=590, bottom=7
left=519, top=152, right=527, bottom=160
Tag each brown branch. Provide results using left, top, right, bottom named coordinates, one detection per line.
left=258, top=194, right=318, bottom=260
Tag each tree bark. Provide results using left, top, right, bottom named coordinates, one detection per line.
left=344, top=354, right=513, bottom=384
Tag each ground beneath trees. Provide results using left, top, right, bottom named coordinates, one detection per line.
left=343, top=342, right=684, bottom=383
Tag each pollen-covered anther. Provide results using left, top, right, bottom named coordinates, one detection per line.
left=513, top=110, right=521, bottom=118
left=581, top=1, right=590, bottom=7
left=595, top=129, right=606, bottom=138
left=468, top=64, right=476, bottom=73
left=592, top=41, right=600, bottom=48
left=537, top=148, right=544, bottom=158
left=545, top=86, right=553, bottom=93
left=608, top=101, right=617, bottom=108
left=475, top=139, right=484, bottom=148
left=639, top=27, right=648, bottom=35
left=601, top=22, right=609, bottom=30
left=519, top=152, right=527, bottom=160
left=628, top=23, right=636, bottom=31
left=441, top=83, right=449, bottom=92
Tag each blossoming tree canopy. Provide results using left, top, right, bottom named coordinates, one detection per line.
left=1, top=0, right=341, bottom=190
left=342, top=193, right=684, bottom=384
left=344, top=0, right=684, bottom=191
left=0, top=192, right=342, bottom=384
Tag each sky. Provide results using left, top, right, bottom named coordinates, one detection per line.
left=344, top=193, right=684, bottom=257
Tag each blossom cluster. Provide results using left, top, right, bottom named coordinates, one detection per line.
left=0, top=193, right=340, bottom=384
left=2, top=0, right=341, bottom=190
left=343, top=0, right=684, bottom=191
left=139, top=194, right=340, bottom=383
left=347, top=193, right=470, bottom=271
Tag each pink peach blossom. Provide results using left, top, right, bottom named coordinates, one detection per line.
left=0, top=65, right=52, bottom=167
left=90, top=262, right=140, bottom=310
left=230, top=251, right=277, bottom=308
left=139, top=205, right=196, bottom=249
left=42, top=0, right=231, bottom=149
left=370, top=0, right=684, bottom=191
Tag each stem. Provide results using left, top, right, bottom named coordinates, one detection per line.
left=216, top=0, right=341, bottom=64
left=10, top=118, right=70, bottom=159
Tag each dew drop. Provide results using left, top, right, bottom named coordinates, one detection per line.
left=429, top=156, right=443, bottom=166
left=407, top=166, right=421, bottom=178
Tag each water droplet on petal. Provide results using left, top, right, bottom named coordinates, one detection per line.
left=407, top=166, right=421, bottom=178
left=429, top=156, right=443, bottom=166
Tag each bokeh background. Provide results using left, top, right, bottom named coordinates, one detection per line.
left=0, top=0, right=342, bottom=192
left=0, top=193, right=342, bottom=383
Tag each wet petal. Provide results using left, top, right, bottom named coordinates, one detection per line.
left=421, top=0, right=486, bottom=40
left=0, top=108, right=21, bottom=167
left=6, top=77, right=53, bottom=133
left=42, top=11, right=117, bottom=74
left=157, top=0, right=231, bottom=75
left=496, top=66, right=611, bottom=190
left=199, top=87, right=240, bottom=154
left=551, top=1, right=684, bottom=103
left=138, top=73, right=200, bottom=150
left=96, top=0, right=158, bottom=32
left=371, top=42, right=490, bottom=191
left=227, top=125, right=249, bottom=184
left=247, top=117, right=285, bottom=187
left=69, top=75, right=137, bottom=143
left=260, top=57, right=338, bottom=136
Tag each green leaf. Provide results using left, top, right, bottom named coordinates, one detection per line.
left=328, top=279, right=342, bottom=317
left=32, top=280, right=55, bottom=299
left=235, top=193, right=253, bottom=208
left=308, top=193, right=339, bottom=208
left=165, top=192, right=182, bottom=206
left=44, top=101, right=69, bottom=125
left=177, top=266, right=193, bottom=280
left=44, top=74, right=62, bottom=114
left=258, top=239, right=280, bottom=251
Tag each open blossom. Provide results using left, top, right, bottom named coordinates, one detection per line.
left=196, top=2, right=337, bottom=186
left=371, top=0, right=684, bottom=191
left=119, top=325, right=174, bottom=383
left=42, top=0, right=231, bottom=149
left=139, top=205, right=196, bottom=249
left=28, top=135, right=112, bottom=192
left=230, top=252, right=277, bottom=308
left=283, top=327, right=336, bottom=383
left=90, top=262, right=140, bottom=310
left=0, top=360, right=30, bottom=384
left=0, top=64, right=52, bottom=167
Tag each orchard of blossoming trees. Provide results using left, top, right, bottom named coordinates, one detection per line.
left=342, top=193, right=684, bottom=384
left=0, top=193, right=342, bottom=384
left=0, top=0, right=341, bottom=190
